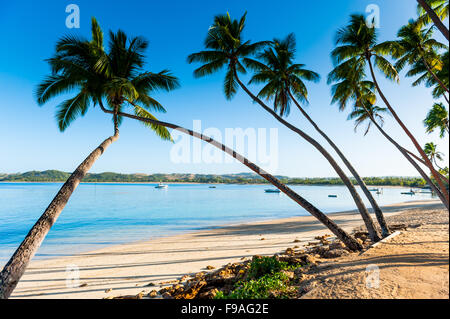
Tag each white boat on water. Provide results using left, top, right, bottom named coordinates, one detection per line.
left=155, top=183, right=168, bottom=189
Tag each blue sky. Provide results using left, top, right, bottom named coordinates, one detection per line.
left=0, top=0, right=448, bottom=177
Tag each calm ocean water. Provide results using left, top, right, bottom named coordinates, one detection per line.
left=0, top=182, right=434, bottom=263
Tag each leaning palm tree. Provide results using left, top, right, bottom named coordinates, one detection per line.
left=329, top=60, right=449, bottom=207
left=332, top=14, right=449, bottom=207
left=0, top=18, right=364, bottom=299
left=0, top=18, right=177, bottom=299
left=417, top=0, right=449, bottom=40
left=389, top=19, right=448, bottom=97
left=188, top=13, right=381, bottom=241
left=244, top=33, right=390, bottom=237
left=424, top=142, right=446, bottom=170
left=424, top=102, right=449, bottom=137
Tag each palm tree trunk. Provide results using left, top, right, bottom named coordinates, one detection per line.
left=0, top=132, right=119, bottom=299
left=287, top=90, right=391, bottom=237
left=97, top=106, right=363, bottom=253
left=417, top=0, right=450, bottom=40
left=233, top=72, right=381, bottom=242
left=404, top=148, right=449, bottom=184
left=360, top=102, right=449, bottom=209
left=367, top=57, right=450, bottom=207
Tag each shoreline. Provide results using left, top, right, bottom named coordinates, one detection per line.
left=6, top=198, right=436, bottom=264
left=9, top=199, right=442, bottom=299
left=0, top=181, right=424, bottom=188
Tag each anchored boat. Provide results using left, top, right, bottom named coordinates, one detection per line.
left=265, top=189, right=281, bottom=193
left=155, top=182, right=168, bottom=189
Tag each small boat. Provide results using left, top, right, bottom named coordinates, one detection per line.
left=155, top=182, right=168, bottom=189
left=401, top=189, right=415, bottom=195
left=369, top=188, right=379, bottom=192
left=209, top=186, right=216, bottom=188
left=265, top=189, right=281, bottom=193
left=328, top=195, right=338, bottom=198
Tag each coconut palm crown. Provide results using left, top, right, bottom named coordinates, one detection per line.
left=36, top=17, right=178, bottom=140
left=385, top=19, right=448, bottom=94
left=424, top=102, right=449, bottom=137
left=244, top=33, right=320, bottom=117
left=330, top=14, right=399, bottom=84
left=417, top=0, right=449, bottom=26
left=187, top=12, right=268, bottom=99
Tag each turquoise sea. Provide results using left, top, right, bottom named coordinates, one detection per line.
left=0, top=182, right=434, bottom=264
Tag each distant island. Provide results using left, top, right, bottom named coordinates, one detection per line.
left=0, top=170, right=428, bottom=187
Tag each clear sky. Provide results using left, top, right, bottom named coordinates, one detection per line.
left=0, top=0, right=448, bottom=177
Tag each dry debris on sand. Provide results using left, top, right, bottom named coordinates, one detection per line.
left=111, top=207, right=449, bottom=299
left=301, top=208, right=449, bottom=299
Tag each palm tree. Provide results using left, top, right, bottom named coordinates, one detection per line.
left=332, top=14, right=449, bottom=207
left=244, top=33, right=391, bottom=237
left=348, top=104, right=389, bottom=136
left=430, top=50, right=449, bottom=100
left=424, top=102, right=449, bottom=137
left=411, top=50, right=450, bottom=102
left=329, top=60, right=449, bottom=207
left=418, top=0, right=449, bottom=23
left=404, top=53, right=449, bottom=104
left=0, top=17, right=178, bottom=299
left=389, top=19, right=448, bottom=98
left=424, top=142, right=446, bottom=170
left=188, top=13, right=381, bottom=241
left=417, top=0, right=449, bottom=40
left=0, top=18, right=364, bottom=299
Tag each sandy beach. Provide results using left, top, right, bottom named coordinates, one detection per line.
left=9, top=200, right=443, bottom=299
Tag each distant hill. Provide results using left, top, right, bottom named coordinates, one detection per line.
left=0, top=170, right=427, bottom=187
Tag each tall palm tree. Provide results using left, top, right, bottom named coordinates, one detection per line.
left=417, top=0, right=450, bottom=40
left=244, top=33, right=391, bottom=237
left=0, top=18, right=364, bottom=299
left=0, top=17, right=177, bottom=299
left=424, top=142, right=446, bottom=170
left=188, top=13, right=381, bottom=241
left=424, top=102, right=449, bottom=137
left=389, top=19, right=448, bottom=98
left=332, top=14, right=449, bottom=207
left=329, top=60, right=449, bottom=207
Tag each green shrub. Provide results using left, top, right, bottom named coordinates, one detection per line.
left=247, top=256, right=289, bottom=279
left=215, top=272, right=291, bottom=299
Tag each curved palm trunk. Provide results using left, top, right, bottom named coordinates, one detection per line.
left=417, top=0, right=449, bottom=40
left=367, top=57, right=450, bottom=207
left=404, top=148, right=449, bottom=184
left=360, top=102, right=449, bottom=209
left=0, top=132, right=119, bottom=299
left=233, top=73, right=381, bottom=242
left=98, top=106, right=363, bottom=253
left=287, top=91, right=391, bottom=237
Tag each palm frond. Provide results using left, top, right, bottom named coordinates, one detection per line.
left=133, top=105, right=172, bottom=141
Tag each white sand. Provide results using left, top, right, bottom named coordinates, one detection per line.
left=10, top=200, right=442, bottom=299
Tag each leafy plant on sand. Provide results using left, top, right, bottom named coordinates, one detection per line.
left=215, top=272, right=293, bottom=299
left=215, top=257, right=297, bottom=299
